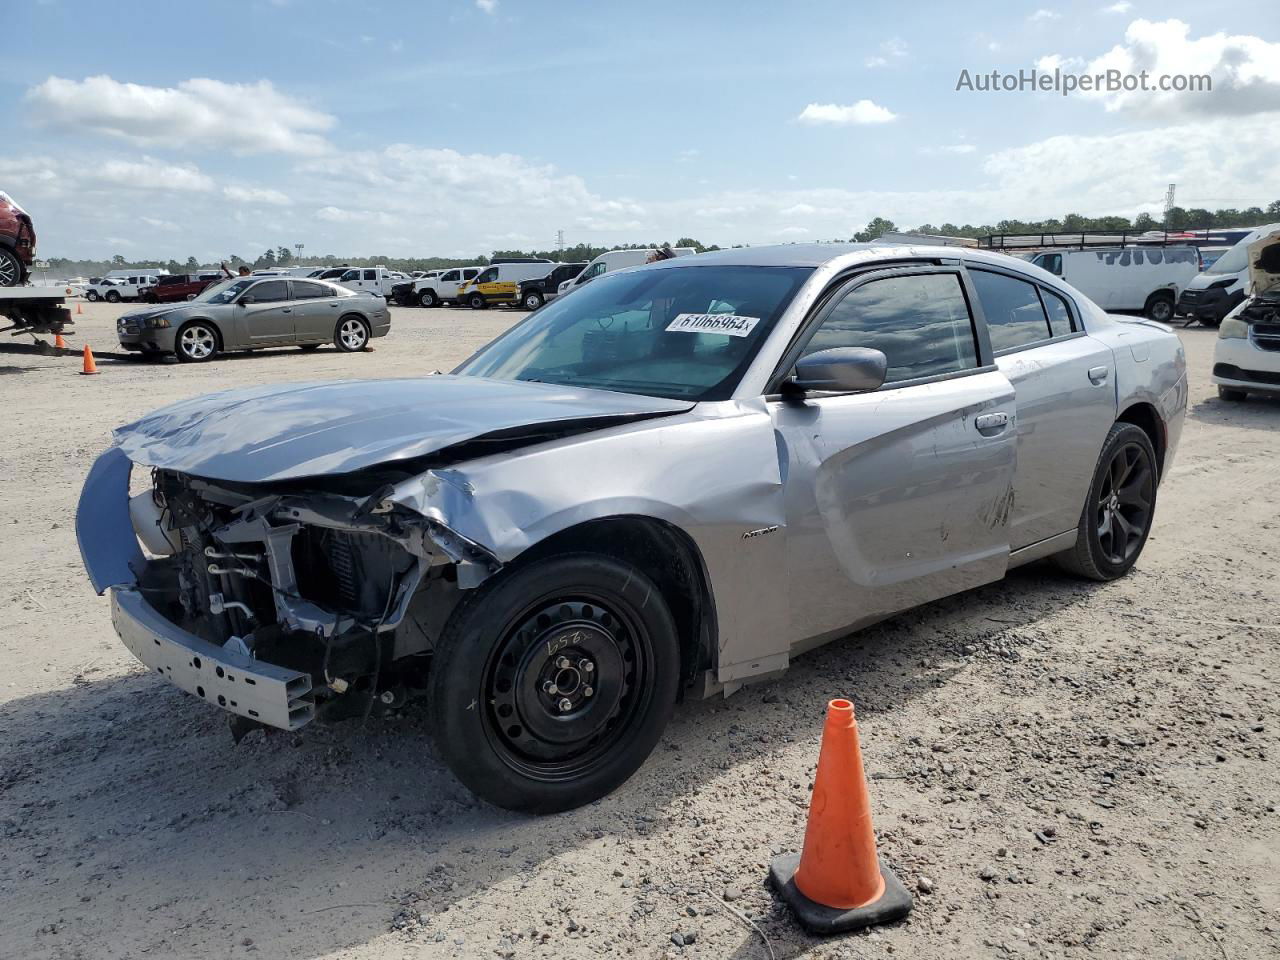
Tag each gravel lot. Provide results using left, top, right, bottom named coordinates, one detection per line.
left=1, top=300, right=1277, bottom=959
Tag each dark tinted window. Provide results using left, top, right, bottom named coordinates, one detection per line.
left=291, top=280, right=332, bottom=300
left=247, top=280, right=289, bottom=303
left=970, top=270, right=1051, bottom=352
left=363, top=269, right=377, bottom=281
left=1039, top=253, right=1062, bottom=276
left=1041, top=288, right=1075, bottom=337
left=476, top=268, right=498, bottom=284
left=158, top=276, right=184, bottom=286
left=801, top=273, right=978, bottom=384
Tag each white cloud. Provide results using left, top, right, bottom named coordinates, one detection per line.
left=781, top=203, right=817, bottom=216
left=26, top=75, right=334, bottom=155
left=475, top=0, right=497, bottom=13
left=865, top=37, right=907, bottom=68
left=1035, top=54, right=1085, bottom=72
left=1103, top=2, right=1131, bottom=12
left=1074, top=19, right=1280, bottom=118
left=223, top=185, right=292, bottom=206
left=797, top=100, right=897, bottom=125
left=1029, top=9, right=1061, bottom=22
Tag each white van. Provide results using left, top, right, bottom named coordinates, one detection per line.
left=557, top=247, right=697, bottom=298
left=1029, top=246, right=1199, bottom=322
left=459, top=261, right=558, bottom=309
left=1178, top=223, right=1280, bottom=327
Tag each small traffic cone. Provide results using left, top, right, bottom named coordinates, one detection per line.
left=54, top=333, right=67, bottom=349
left=80, top=344, right=99, bottom=375
left=76, top=302, right=83, bottom=315
left=769, top=698, right=912, bottom=934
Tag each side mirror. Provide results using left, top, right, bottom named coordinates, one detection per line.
left=185, top=294, right=196, bottom=301
left=790, top=347, right=888, bottom=393
left=239, top=295, right=254, bottom=305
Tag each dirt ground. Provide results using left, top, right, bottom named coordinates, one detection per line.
left=1, top=300, right=1277, bottom=960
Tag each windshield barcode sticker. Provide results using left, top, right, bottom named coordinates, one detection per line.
left=666, top=313, right=761, bottom=337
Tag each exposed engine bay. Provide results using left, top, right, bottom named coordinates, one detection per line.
left=134, top=468, right=498, bottom=727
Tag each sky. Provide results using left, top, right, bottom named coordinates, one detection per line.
left=4, top=0, right=1280, bottom=262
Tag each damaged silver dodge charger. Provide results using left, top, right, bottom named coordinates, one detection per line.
left=77, top=244, right=1186, bottom=812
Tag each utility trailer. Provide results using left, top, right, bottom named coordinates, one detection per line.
left=0, top=286, right=75, bottom=340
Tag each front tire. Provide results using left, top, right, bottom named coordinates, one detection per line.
left=175, top=321, right=220, bottom=363
left=1218, top=385, right=1248, bottom=402
left=523, top=290, right=544, bottom=310
left=1055, top=422, right=1158, bottom=581
left=335, top=315, right=370, bottom=352
left=0, top=249, right=20, bottom=286
left=1144, top=292, right=1174, bottom=323
left=429, top=553, right=680, bottom=814
left=418, top=289, right=438, bottom=308
left=86, top=290, right=100, bottom=302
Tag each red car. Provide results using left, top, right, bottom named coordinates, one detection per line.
left=140, top=273, right=224, bottom=303
left=0, top=191, right=35, bottom=286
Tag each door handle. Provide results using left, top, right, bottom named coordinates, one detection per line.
left=1088, top=365, right=1109, bottom=385
left=975, top=412, right=1009, bottom=435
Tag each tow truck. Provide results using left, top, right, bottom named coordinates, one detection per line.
left=0, top=285, right=75, bottom=342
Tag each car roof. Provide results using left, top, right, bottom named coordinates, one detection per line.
left=638, top=242, right=1037, bottom=272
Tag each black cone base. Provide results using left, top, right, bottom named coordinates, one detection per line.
left=768, top=853, right=913, bottom=935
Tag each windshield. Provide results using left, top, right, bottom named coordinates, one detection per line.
left=1204, top=236, right=1256, bottom=275
left=454, top=264, right=813, bottom=401
left=195, top=277, right=253, bottom=304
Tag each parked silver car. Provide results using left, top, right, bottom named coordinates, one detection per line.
left=116, top=276, right=391, bottom=362
left=78, top=244, right=1186, bottom=812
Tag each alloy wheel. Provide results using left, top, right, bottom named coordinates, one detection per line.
left=179, top=324, right=216, bottom=360
left=1095, top=441, right=1154, bottom=565
left=339, top=317, right=368, bottom=350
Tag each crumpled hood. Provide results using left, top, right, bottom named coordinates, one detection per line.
left=113, top=376, right=693, bottom=483
left=1248, top=229, right=1280, bottom=296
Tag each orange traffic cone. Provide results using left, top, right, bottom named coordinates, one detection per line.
left=80, top=345, right=99, bottom=376
left=769, top=699, right=912, bottom=934
left=76, top=302, right=83, bottom=315
left=55, top=333, right=67, bottom=349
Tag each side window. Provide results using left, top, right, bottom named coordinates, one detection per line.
left=800, top=273, right=979, bottom=384
left=248, top=280, right=289, bottom=303
left=582, top=262, right=606, bottom=280
left=1040, top=287, right=1076, bottom=337
left=363, top=269, right=377, bottom=281
left=290, top=280, right=330, bottom=300
left=970, top=269, right=1051, bottom=352
left=476, top=268, right=498, bottom=284
left=463, top=269, right=480, bottom=280
left=1043, top=254, right=1062, bottom=276
left=441, top=270, right=458, bottom=282
left=340, top=270, right=359, bottom=282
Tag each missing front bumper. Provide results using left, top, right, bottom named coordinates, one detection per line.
left=113, top=587, right=315, bottom=730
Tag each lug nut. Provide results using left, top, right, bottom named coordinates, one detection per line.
left=556, top=656, right=571, bottom=670
left=578, top=658, right=594, bottom=673
left=542, top=681, right=559, bottom=695
left=558, top=697, right=572, bottom=713
left=583, top=686, right=594, bottom=698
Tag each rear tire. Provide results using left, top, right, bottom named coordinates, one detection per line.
left=429, top=553, right=680, bottom=814
left=523, top=290, right=545, bottom=310
left=1218, top=385, right=1248, bottom=402
left=334, top=315, right=370, bottom=352
left=1144, top=292, right=1175, bottom=322
left=105, top=290, right=121, bottom=303
left=1054, top=422, right=1158, bottom=581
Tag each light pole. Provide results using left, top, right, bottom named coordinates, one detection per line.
left=295, top=243, right=304, bottom=265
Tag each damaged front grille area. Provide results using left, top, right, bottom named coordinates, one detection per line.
left=140, top=468, right=479, bottom=726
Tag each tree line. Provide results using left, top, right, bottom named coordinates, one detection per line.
left=36, top=201, right=1280, bottom=276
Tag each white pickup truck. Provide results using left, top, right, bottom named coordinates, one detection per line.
left=335, top=266, right=410, bottom=299
left=85, top=274, right=159, bottom=303
left=404, top=266, right=483, bottom=307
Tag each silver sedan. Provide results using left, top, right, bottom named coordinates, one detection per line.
left=79, top=243, right=1186, bottom=812
left=116, top=276, right=391, bottom=362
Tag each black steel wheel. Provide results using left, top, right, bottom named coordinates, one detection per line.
left=429, top=553, right=679, bottom=813
left=1055, top=422, right=1158, bottom=581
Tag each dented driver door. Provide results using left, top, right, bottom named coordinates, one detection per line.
left=769, top=267, right=1017, bottom=647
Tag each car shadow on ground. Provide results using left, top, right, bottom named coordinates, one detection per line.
left=0, top=563, right=1101, bottom=958
left=1188, top=389, right=1280, bottom=429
